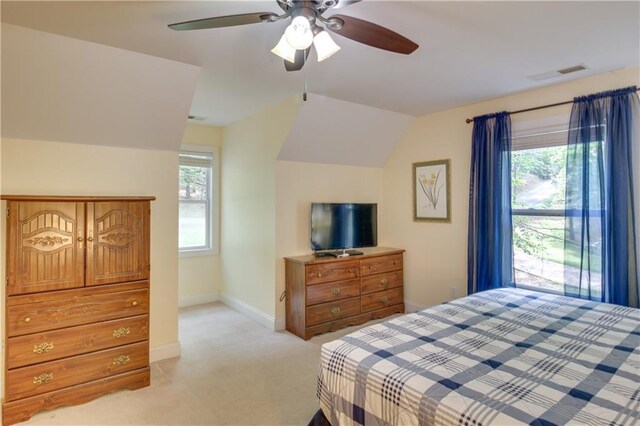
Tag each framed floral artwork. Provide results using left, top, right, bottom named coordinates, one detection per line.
left=413, top=159, right=451, bottom=222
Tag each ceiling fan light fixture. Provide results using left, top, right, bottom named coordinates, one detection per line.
left=284, top=16, right=314, bottom=50
left=313, top=30, right=341, bottom=62
left=271, top=35, right=297, bottom=63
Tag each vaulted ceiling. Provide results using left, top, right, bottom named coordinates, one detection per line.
left=2, top=1, right=639, bottom=126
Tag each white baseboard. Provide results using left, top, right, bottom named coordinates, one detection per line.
left=404, top=300, right=428, bottom=313
left=274, top=317, right=286, bottom=331
left=150, top=341, right=181, bottom=363
left=220, top=293, right=276, bottom=331
left=178, top=292, right=219, bottom=308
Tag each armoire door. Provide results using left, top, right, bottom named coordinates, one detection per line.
left=6, top=201, right=85, bottom=295
left=85, top=201, right=150, bottom=286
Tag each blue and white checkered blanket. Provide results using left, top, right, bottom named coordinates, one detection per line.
left=317, top=288, right=640, bottom=425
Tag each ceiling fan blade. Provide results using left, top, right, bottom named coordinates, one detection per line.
left=284, top=48, right=310, bottom=72
left=327, top=14, right=418, bottom=54
left=168, top=12, right=277, bottom=31
left=332, top=0, right=362, bottom=9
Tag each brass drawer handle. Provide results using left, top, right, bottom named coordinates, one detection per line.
left=330, top=306, right=341, bottom=315
left=87, top=236, right=94, bottom=242
left=113, top=327, right=130, bottom=338
left=33, top=342, right=55, bottom=354
left=380, top=296, right=389, bottom=304
left=112, top=355, right=131, bottom=366
left=330, top=287, right=341, bottom=296
left=317, top=273, right=322, bottom=278
left=131, top=301, right=139, bottom=307
left=33, top=372, right=54, bottom=385
left=24, top=317, right=32, bottom=323
left=380, top=278, right=389, bottom=287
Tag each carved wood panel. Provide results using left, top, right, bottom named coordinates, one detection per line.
left=85, top=201, right=150, bottom=286
left=7, top=202, right=85, bottom=295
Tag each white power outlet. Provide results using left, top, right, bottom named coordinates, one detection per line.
left=449, top=287, right=457, bottom=299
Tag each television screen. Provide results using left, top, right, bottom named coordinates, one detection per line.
left=310, top=203, right=377, bottom=251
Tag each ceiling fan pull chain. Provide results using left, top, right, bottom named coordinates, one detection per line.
left=303, top=73, right=308, bottom=102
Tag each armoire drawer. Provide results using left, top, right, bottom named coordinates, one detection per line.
left=7, top=287, right=149, bottom=337
left=361, top=270, right=403, bottom=294
left=360, top=254, right=403, bottom=277
left=306, top=279, right=360, bottom=306
left=361, top=287, right=403, bottom=313
left=305, top=297, right=361, bottom=326
left=5, top=341, right=148, bottom=402
left=7, top=315, right=149, bottom=369
left=305, top=260, right=360, bottom=285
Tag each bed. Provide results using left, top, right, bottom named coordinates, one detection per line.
left=316, top=288, right=640, bottom=425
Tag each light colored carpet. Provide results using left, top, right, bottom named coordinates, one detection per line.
left=19, top=302, right=366, bottom=425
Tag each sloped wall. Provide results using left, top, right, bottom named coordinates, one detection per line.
left=1, top=24, right=200, bottom=151
left=278, top=94, right=413, bottom=167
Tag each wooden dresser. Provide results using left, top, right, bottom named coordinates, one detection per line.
left=285, top=248, right=405, bottom=340
left=2, top=195, right=154, bottom=425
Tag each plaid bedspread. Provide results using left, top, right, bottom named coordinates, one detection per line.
left=317, top=288, right=640, bottom=425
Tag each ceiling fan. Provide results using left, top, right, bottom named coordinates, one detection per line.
left=168, top=0, right=419, bottom=72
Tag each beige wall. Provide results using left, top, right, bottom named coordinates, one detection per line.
left=383, top=67, right=640, bottom=310
left=178, top=124, right=223, bottom=306
left=0, top=138, right=180, bottom=361
left=274, top=161, right=384, bottom=323
left=221, top=96, right=300, bottom=323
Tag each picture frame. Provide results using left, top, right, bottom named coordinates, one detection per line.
left=413, top=159, right=451, bottom=222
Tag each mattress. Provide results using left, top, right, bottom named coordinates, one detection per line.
left=317, top=288, right=640, bottom=425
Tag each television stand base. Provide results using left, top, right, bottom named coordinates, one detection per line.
left=325, top=249, right=363, bottom=258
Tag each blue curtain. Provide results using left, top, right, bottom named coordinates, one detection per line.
left=564, top=86, right=639, bottom=307
left=468, top=112, right=514, bottom=294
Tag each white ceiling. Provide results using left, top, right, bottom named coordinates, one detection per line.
left=2, top=1, right=639, bottom=126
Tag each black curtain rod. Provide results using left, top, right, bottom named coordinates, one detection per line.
left=465, top=87, right=640, bottom=124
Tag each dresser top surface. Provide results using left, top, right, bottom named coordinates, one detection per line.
left=284, top=247, right=404, bottom=265
left=1, top=195, right=156, bottom=201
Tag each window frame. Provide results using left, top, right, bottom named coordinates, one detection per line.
left=179, top=144, right=219, bottom=257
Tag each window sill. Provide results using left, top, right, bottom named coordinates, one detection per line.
left=516, top=283, right=564, bottom=296
left=179, top=248, right=218, bottom=258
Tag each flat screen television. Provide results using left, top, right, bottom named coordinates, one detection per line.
left=310, top=203, right=377, bottom=253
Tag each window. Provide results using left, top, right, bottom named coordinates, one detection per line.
left=179, top=149, right=215, bottom=253
left=510, top=116, right=601, bottom=293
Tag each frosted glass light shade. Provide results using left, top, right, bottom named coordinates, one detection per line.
left=284, top=16, right=313, bottom=50
left=313, top=31, right=341, bottom=62
left=271, top=35, right=296, bottom=63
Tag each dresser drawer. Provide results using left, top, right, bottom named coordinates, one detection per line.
left=7, top=315, right=149, bottom=369
left=7, top=288, right=149, bottom=337
left=306, top=297, right=361, bottom=327
left=306, top=260, right=360, bottom=285
left=361, top=270, right=403, bottom=295
left=5, top=341, right=148, bottom=402
left=361, top=254, right=403, bottom=277
left=361, top=287, right=403, bottom=313
left=306, top=279, right=360, bottom=306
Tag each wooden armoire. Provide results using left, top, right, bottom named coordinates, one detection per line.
left=1, top=195, right=154, bottom=425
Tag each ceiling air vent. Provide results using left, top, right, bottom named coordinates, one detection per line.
left=558, top=65, right=587, bottom=74
left=527, top=64, right=588, bottom=81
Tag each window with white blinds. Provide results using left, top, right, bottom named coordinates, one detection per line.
left=510, top=115, right=575, bottom=293
left=179, top=150, right=214, bottom=252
